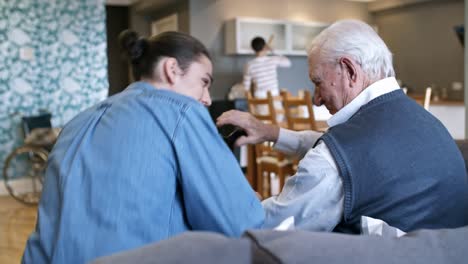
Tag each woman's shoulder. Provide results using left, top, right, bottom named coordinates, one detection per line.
left=114, top=82, right=203, bottom=111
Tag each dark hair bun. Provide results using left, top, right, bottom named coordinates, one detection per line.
left=118, top=29, right=146, bottom=61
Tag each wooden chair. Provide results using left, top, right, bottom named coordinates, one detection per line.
left=281, top=89, right=328, bottom=132
left=280, top=89, right=326, bottom=170
left=247, top=91, right=278, bottom=124
left=246, top=91, right=294, bottom=198
left=409, top=87, right=432, bottom=110
left=248, top=91, right=286, bottom=125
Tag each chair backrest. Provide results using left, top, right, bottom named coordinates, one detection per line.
left=21, top=113, right=52, bottom=138
left=281, top=89, right=317, bottom=131
left=246, top=91, right=278, bottom=125
left=246, top=91, right=286, bottom=160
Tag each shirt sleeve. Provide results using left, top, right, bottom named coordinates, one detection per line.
left=242, top=64, right=252, bottom=91
left=272, top=55, right=291, bottom=68
left=274, top=128, right=323, bottom=158
left=262, top=140, right=344, bottom=231
left=173, top=103, right=264, bottom=237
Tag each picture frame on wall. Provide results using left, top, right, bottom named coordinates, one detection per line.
left=151, top=14, right=178, bottom=36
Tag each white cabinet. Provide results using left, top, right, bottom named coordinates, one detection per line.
left=225, top=17, right=328, bottom=56
left=290, top=21, right=328, bottom=56
left=225, top=17, right=288, bottom=55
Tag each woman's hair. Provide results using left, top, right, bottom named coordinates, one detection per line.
left=308, top=20, right=395, bottom=82
left=118, top=30, right=211, bottom=81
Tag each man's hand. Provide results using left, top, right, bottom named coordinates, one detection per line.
left=216, top=110, right=280, bottom=147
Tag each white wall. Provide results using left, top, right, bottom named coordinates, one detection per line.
left=373, top=0, right=464, bottom=96
left=430, top=105, right=465, bottom=139
left=189, top=0, right=372, bottom=99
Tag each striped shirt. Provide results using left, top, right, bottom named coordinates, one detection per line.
left=243, top=55, right=291, bottom=97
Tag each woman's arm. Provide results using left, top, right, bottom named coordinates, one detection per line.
left=173, top=104, right=264, bottom=237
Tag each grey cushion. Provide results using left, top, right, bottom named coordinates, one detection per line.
left=92, top=226, right=468, bottom=264
left=245, top=227, right=468, bottom=264
left=91, top=232, right=254, bottom=264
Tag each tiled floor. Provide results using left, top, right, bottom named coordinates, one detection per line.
left=0, top=196, right=37, bottom=263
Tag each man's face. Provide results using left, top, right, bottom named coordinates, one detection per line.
left=308, top=52, right=350, bottom=115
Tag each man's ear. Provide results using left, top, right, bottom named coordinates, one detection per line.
left=162, top=58, right=180, bottom=85
left=340, top=57, right=357, bottom=84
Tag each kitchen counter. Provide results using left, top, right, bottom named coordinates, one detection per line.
left=314, top=99, right=466, bottom=140
left=429, top=102, right=465, bottom=140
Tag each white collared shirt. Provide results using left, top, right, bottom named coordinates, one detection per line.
left=262, top=77, right=401, bottom=231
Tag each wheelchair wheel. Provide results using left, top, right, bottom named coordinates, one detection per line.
left=3, top=146, right=49, bottom=205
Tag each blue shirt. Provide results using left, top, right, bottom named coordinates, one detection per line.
left=22, top=82, right=264, bottom=264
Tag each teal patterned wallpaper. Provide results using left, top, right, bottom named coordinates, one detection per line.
left=0, top=0, right=108, bottom=175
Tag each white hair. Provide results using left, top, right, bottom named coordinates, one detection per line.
left=308, top=20, right=395, bottom=82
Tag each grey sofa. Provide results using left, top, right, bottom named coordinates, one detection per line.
left=91, top=141, right=468, bottom=264
left=92, top=227, right=468, bottom=264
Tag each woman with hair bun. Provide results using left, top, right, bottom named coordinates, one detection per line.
left=22, top=30, right=264, bottom=264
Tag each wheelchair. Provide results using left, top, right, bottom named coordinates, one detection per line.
left=3, top=112, right=60, bottom=205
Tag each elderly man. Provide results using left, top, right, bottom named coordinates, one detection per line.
left=217, top=20, right=468, bottom=234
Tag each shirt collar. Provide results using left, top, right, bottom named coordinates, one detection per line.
left=327, top=77, right=401, bottom=127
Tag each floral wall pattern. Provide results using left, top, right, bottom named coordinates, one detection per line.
left=0, top=0, right=108, bottom=176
